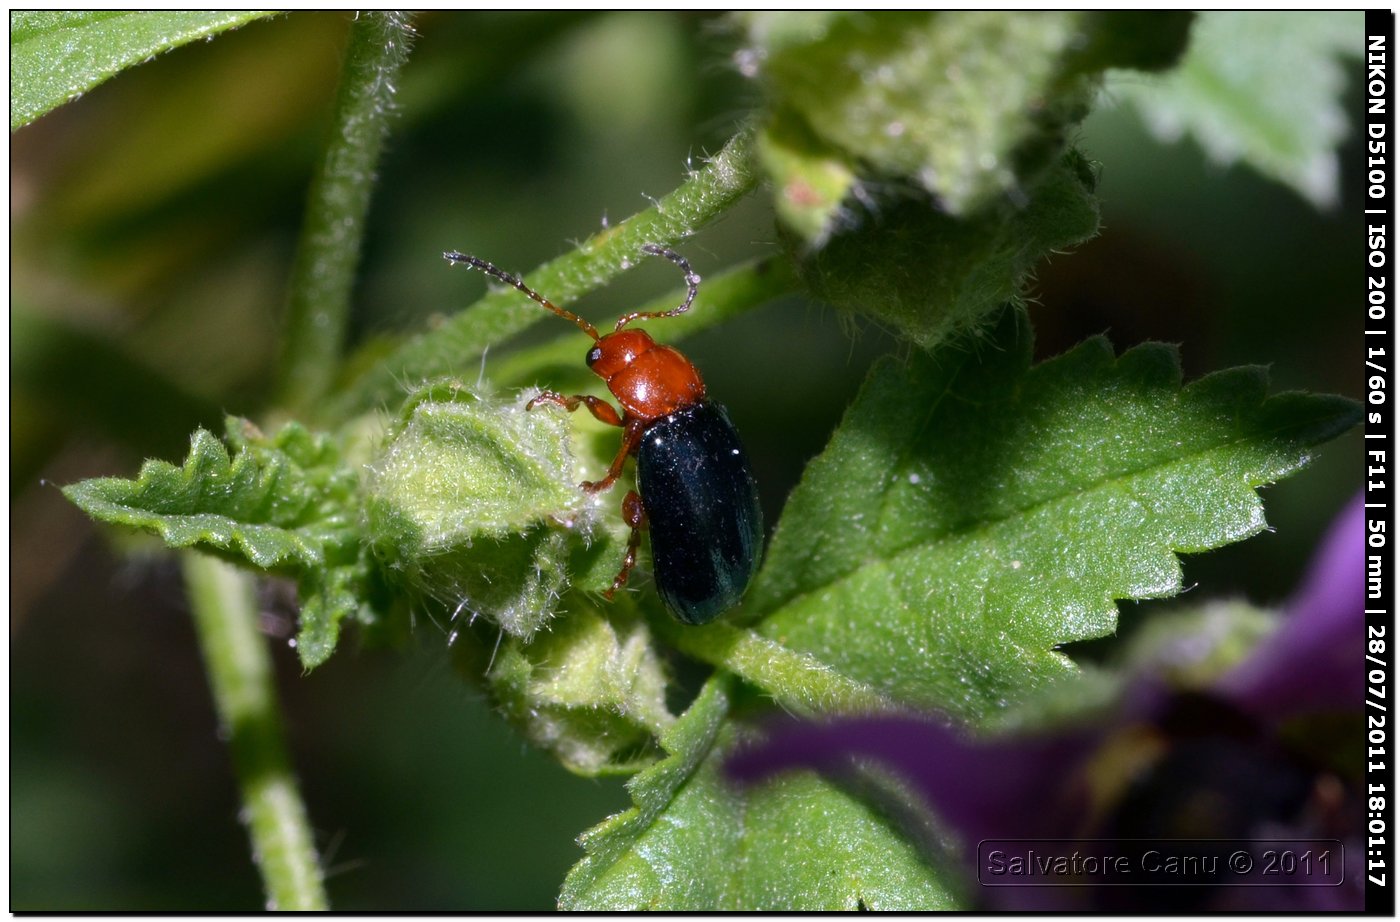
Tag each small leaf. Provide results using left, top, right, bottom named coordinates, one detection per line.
left=64, top=418, right=368, bottom=668
left=295, top=559, right=373, bottom=670
left=364, top=381, right=590, bottom=640
left=737, top=307, right=1360, bottom=721
left=756, top=111, right=858, bottom=249
left=1108, top=11, right=1364, bottom=208
left=791, top=149, right=1099, bottom=350
left=11, top=10, right=279, bottom=131
left=65, top=420, right=354, bottom=571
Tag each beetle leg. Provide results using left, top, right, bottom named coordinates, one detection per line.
left=604, top=490, right=648, bottom=600
left=583, top=418, right=645, bottom=494
left=526, top=391, right=623, bottom=427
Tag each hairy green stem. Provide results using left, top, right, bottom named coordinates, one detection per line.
left=489, top=256, right=799, bottom=390
left=275, top=11, right=415, bottom=416
left=182, top=553, right=327, bottom=911
left=655, top=620, right=893, bottom=716
left=328, top=125, right=762, bottom=422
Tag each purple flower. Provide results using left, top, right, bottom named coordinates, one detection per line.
left=728, top=494, right=1365, bottom=910
left=1217, top=493, right=1364, bottom=720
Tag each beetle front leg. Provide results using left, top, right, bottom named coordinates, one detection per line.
left=604, top=490, right=647, bottom=600
left=526, top=391, right=623, bottom=427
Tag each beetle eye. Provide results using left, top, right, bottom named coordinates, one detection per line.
left=586, top=346, right=603, bottom=367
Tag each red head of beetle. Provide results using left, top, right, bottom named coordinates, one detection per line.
left=586, top=329, right=705, bottom=421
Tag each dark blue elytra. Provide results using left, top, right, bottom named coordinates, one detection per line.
left=636, top=400, right=763, bottom=624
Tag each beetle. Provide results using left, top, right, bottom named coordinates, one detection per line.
left=442, top=245, right=763, bottom=624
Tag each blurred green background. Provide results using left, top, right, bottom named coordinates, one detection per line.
left=12, top=11, right=1363, bottom=910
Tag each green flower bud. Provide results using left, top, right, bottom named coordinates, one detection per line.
left=366, top=381, right=594, bottom=640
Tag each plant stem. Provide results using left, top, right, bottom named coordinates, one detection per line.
left=182, top=552, right=327, bottom=911
left=329, top=124, right=762, bottom=422
left=275, top=11, right=415, bottom=416
left=489, top=256, right=799, bottom=390
left=654, top=620, right=892, bottom=716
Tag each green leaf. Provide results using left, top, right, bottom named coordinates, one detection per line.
left=364, top=381, right=591, bottom=641
left=560, top=676, right=958, bottom=909
left=740, top=11, right=1190, bottom=241
left=561, top=675, right=735, bottom=907
left=294, top=558, right=373, bottom=669
left=791, top=149, right=1100, bottom=350
left=63, top=417, right=367, bottom=669
left=11, top=10, right=279, bottom=131
left=1108, top=11, right=1364, bottom=208
left=719, top=307, right=1360, bottom=721
left=734, top=772, right=958, bottom=910
left=65, top=419, right=353, bottom=570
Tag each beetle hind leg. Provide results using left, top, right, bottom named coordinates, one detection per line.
left=603, top=490, right=647, bottom=600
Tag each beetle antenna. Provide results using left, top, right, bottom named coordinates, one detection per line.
left=614, top=245, right=701, bottom=331
left=443, top=251, right=600, bottom=341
